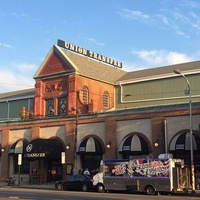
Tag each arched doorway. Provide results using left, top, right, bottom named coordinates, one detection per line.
left=169, top=132, right=200, bottom=165
left=119, top=134, right=151, bottom=159
left=9, top=140, right=30, bottom=175
left=24, top=138, right=65, bottom=183
left=78, top=137, right=103, bottom=173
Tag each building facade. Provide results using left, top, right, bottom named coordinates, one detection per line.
left=0, top=40, right=200, bottom=184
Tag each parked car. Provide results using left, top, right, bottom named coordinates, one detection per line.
left=55, top=174, right=93, bottom=192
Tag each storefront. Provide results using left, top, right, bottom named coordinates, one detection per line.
left=24, top=138, right=65, bottom=183
left=169, top=131, right=200, bottom=165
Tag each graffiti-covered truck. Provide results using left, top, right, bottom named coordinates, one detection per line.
left=93, top=158, right=192, bottom=195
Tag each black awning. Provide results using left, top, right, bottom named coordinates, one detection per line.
left=119, top=135, right=150, bottom=155
left=78, top=137, right=103, bottom=155
left=169, top=132, right=200, bottom=153
left=9, top=140, right=28, bottom=155
left=24, top=138, right=64, bottom=160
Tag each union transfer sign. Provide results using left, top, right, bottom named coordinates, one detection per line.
left=57, top=39, right=122, bottom=68
left=24, top=153, right=45, bottom=158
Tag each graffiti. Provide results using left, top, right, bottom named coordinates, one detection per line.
left=111, top=163, right=126, bottom=176
left=108, top=159, right=170, bottom=177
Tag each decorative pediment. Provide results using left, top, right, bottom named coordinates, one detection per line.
left=34, top=46, right=74, bottom=79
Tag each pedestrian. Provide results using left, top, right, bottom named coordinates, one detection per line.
left=83, top=168, right=90, bottom=175
left=78, top=168, right=83, bottom=174
left=195, top=170, right=200, bottom=189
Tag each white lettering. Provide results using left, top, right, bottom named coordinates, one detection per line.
left=98, top=54, right=102, bottom=61
left=64, top=42, right=70, bottom=49
left=78, top=47, right=83, bottom=54
left=82, top=48, right=87, bottom=55
left=93, top=53, right=98, bottom=59
left=69, top=44, right=75, bottom=51
left=25, top=153, right=45, bottom=158
left=89, top=51, right=93, bottom=57
left=102, top=56, right=106, bottom=62
left=75, top=45, right=78, bottom=52
left=58, top=40, right=123, bottom=68
left=106, top=57, right=110, bottom=64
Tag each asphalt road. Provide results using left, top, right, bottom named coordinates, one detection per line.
left=0, top=187, right=199, bottom=200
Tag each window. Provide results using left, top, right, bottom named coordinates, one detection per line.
left=82, top=86, right=89, bottom=104
left=46, top=99, right=54, bottom=116
left=103, top=91, right=109, bottom=108
left=58, top=97, right=67, bottom=115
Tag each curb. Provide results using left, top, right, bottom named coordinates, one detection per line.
left=1, top=184, right=200, bottom=196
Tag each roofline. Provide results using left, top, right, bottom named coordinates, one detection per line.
left=116, top=68, right=200, bottom=85
left=54, top=45, right=78, bottom=71
left=0, top=88, right=35, bottom=102
left=0, top=94, right=34, bottom=102
left=33, top=45, right=79, bottom=80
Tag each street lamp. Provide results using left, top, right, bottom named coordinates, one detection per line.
left=71, top=106, right=78, bottom=174
left=174, top=69, right=195, bottom=192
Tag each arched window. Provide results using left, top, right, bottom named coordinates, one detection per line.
left=103, top=91, right=109, bottom=108
left=82, top=86, right=89, bottom=104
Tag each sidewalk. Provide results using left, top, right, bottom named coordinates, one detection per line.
left=0, top=181, right=55, bottom=190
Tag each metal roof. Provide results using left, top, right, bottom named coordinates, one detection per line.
left=0, top=88, right=35, bottom=100
left=117, top=60, right=200, bottom=84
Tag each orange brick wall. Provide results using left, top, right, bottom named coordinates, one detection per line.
left=34, top=73, right=115, bottom=117
left=71, top=74, right=115, bottom=113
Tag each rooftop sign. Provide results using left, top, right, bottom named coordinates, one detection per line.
left=57, top=39, right=122, bottom=68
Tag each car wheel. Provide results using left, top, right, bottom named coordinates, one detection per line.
left=57, top=183, right=64, bottom=191
left=96, top=184, right=105, bottom=193
left=145, top=185, right=156, bottom=195
left=82, top=184, right=88, bottom=192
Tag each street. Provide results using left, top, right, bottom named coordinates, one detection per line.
left=0, top=188, right=198, bottom=200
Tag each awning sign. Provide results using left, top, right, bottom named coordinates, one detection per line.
left=79, top=147, right=86, bottom=152
left=123, top=146, right=130, bottom=151
left=176, top=144, right=184, bottom=150
left=24, top=153, right=45, bottom=158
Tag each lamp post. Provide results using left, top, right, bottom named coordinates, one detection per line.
left=71, top=106, right=78, bottom=174
left=174, top=69, right=195, bottom=192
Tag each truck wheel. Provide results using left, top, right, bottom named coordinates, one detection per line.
left=145, top=185, right=156, bottom=195
left=96, top=184, right=105, bottom=193
left=82, top=184, right=88, bottom=192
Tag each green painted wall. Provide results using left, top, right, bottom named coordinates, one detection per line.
left=0, top=98, right=33, bottom=120
left=115, top=74, right=200, bottom=109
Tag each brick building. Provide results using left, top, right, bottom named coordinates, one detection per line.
left=0, top=40, right=200, bottom=184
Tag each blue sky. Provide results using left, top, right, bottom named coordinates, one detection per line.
left=1, top=0, right=200, bottom=93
